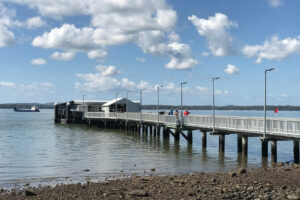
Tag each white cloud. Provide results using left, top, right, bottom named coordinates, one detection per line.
left=137, top=32, right=198, bottom=70
left=95, top=65, right=120, bottom=76
left=13, top=0, right=197, bottom=70
left=31, top=58, right=46, bottom=65
left=224, top=64, right=240, bottom=75
left=87, top=49, right=107, bottom=59
left=195, top=86, right=209, bottom=94
left=0, top=81, right=16, bottom=88
left=242, top=35, right=300, bottom=63
left=32, top=24, right=96, bottom=50
left=215, top=89, right=229, bottom=95
left=25, top=16, right=45, bottom=29
left=75, top=73, right=135, bottom=92
left=188, top=13, right=237, bottom=56
left=136, top=57, right=146, bottom=63
left=51, top=51, right=75, bottom=61
left=0, top=26, right=14, bottom=47
left=202, top=52, right=210, bottom=56
left=19, top=82, right=54, bottom=92
left=268, top=0, right=283, bottom=7
left=0, top=81, right=54, bottom=95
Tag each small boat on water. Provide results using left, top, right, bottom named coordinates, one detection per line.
left=13, top=106, right=40, bottom=112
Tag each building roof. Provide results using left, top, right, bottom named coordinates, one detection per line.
left=102, top=97, right=125, bottom=106
left=73, top=100, right=107, bottom=105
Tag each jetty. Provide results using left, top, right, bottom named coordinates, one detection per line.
left=54, top=99, right=300, bottom=164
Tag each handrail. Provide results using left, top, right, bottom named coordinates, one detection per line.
left=83, top=112, right=300, bottom=137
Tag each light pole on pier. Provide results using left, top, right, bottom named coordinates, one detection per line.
left=126, top=90, right=132, bottom=124
left=140, top=89, right=146, bottom=123
left=180, top=82, right=188, bottom=128
left=212, top=77, right=220, bottom=133
left=157, top=85, right=163, bottom=125
left=115, top=91, right=119, bottom=119
left=264, top=68, right=275, bottom=139
left=82, top=94, right=85, bottom=104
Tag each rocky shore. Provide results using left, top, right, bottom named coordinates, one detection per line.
left=1, top=163, right=300, bottom=200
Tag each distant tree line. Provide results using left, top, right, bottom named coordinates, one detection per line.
left=0, top=103, right=54, bottom=109
left=1, top=103, right=300, bottom=111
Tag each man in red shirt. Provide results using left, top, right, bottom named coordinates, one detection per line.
left=184, top=109, right=190, bottom=116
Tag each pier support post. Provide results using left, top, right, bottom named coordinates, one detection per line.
left=237, top=134, right=242, bottom=153
left=174, top=129, right=180, bottom=141
left=54, top=104, right=59, bottom=123
left=201, top=131, right=207, bottom=149
left=187, top=130, right=193, bottom=144
left=153, top=126, right=157, bottom=136
left=149, top=126, right=152, bottom=135
left=294, top=141, right=299, bottom=164
left=157, top=126, right=160, bottom=137
left=261, top=140, right=268, bottom=158
left=242, top=135, right=248, bottom=157
left=219, top=134, right=225, bottom=152
left=66, top=103, right=71, bottom=124
left=271, top=140, right=277, bottom=163
left=163, top=127, right=170, bottom=139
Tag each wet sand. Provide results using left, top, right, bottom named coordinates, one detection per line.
left=1, top=163, right=300, bottom=200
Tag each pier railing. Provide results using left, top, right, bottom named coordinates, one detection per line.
left=84, top=112, right=300, bottom=138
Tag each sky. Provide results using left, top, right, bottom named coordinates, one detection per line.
left=0, top=0, right=300, bottom=106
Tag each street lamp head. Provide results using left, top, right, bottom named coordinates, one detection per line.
left=213, top=77, right=220, bottom=80
left=181, top=81, right=188, bottom=85
left=265, top=68, right=275, bottom=72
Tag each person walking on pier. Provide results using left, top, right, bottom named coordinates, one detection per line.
left=174, top=109, right=179, bottom=116
left=184, top=109, right=190, bottom=116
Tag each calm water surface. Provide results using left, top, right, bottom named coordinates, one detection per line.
left=0, top=109, right=299, bottom=188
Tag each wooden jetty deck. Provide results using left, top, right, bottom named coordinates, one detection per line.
left=82, top=112, right=300, bottom=164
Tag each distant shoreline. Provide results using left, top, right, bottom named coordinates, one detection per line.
left=1, top=103, right=300, bottom=111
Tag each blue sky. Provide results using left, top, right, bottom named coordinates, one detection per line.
left=0, top=0, right=300, bottom=106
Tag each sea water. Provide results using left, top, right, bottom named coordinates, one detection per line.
left=0, top=109, right=298, bottom=188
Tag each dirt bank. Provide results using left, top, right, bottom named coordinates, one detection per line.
left=1, top=163, right=300, bottom=200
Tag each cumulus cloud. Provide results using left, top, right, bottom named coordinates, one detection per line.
left=0, top=81, right=54, bottom=95
left=137, top=32, right=198, bottom=70
left=51, top=51, right=75, bottom=61
left=0, top=81, right=16, bottom=88
left=31, top=58, right=46, bottom=65
left=87, top=49, right=107, bottom=59
left=268, top=0, right=283, bottom=7
left=95, top=65, right=120, bottom=76
left=32, top=24, right=95, bottom=50
left=224, top=64, right=240, bottom=75
left=11, top=0, right=197, bottom=70
left=136, top=57, right=146, bottom=63
left=19, top=82, right=54, bottom=92
left=188, top=13, right=238, bottom=56
left=25, top=16, right=45, bottom=29
left=0, top=26, right=14, bottom=47
left=242, top=35, right=300, bottom=63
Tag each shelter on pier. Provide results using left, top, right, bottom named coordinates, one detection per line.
left=54, top=98, right=140, bottom=123
left=101, top=97, right=140, bottom=113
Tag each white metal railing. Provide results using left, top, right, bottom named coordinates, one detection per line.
left=83, top=112, right=300, bottom=138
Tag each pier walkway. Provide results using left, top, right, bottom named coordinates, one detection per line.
left=83, top=112, right=300, bottom=164
left=84, top=112, right=300, bottom=139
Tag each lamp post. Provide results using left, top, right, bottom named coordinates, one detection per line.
left=140, top=89, right=146, bottom=123
left=212, top=77, right=220, bottom=132
left=180, top=82, right=188, bottom=128
left=264, top=68, right=275, bottom=139
left=115, top=91, right=119, bottom=119
left=126, top=90, right=132, bottom=124
left=82, top=94, right=85, bottom=104
left=157, top=85, right=163, bottom=125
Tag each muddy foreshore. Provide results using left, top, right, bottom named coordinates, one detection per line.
left=1, top=163, right=300, bottom=200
